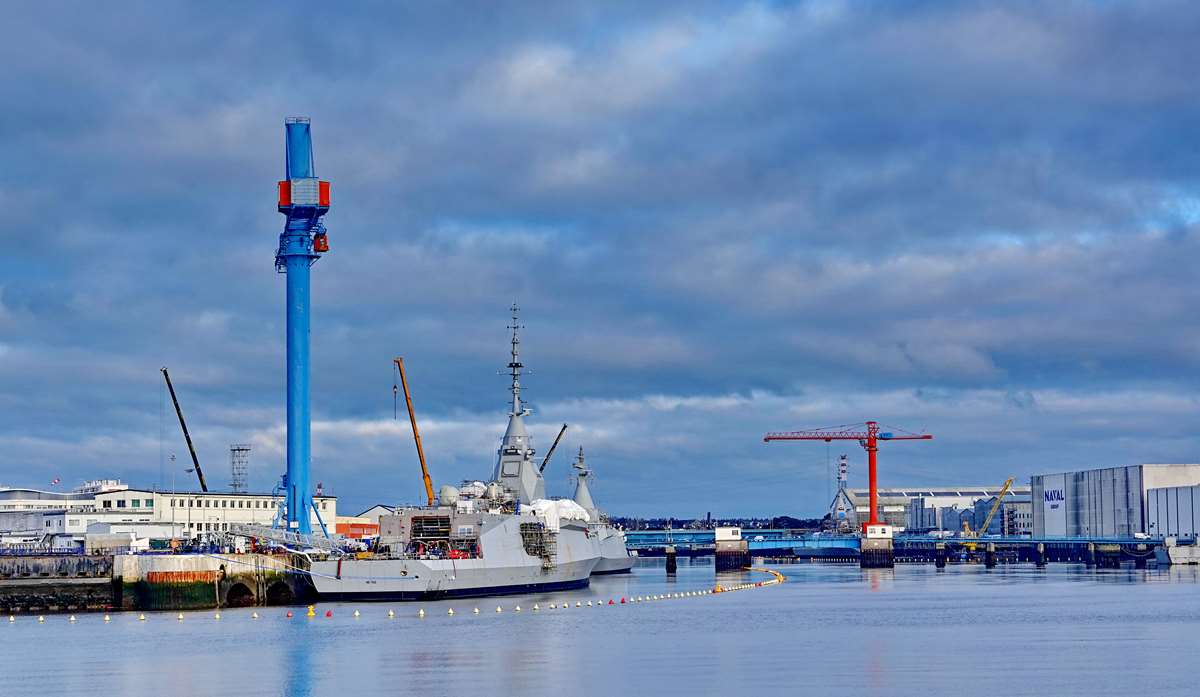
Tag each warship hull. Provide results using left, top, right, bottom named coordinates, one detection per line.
left=312, top=515, right=600, bottom=601
left=591, top=525, right=635, bottom=574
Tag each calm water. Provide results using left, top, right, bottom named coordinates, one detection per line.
left=3, top=559, right=1199, bottom=697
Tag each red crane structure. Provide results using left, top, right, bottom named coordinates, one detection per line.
left=763, top=421, right=932, bottom=530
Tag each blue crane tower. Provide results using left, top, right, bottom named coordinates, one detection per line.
left=275, top=117, right=331, bottom=535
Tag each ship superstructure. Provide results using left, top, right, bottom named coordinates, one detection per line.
left=493, top=305, right=545, bottom=504
left=572, top=447, right=635, bottom=574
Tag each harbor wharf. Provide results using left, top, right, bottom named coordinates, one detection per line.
left=0, top=552, right=314, bottom=613
left=624, top=530, right=1173, bottom=567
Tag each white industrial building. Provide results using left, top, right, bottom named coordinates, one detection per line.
left=846, top=485, right=1033, bottom=533
left=1146, top=485, right=1200, bottom=539
left=0, top=479, right=336, bottom=547
left=1031, top=464, right=1200, bottom=537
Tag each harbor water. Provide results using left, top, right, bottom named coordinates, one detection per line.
left=3, top=559, right=1199, bottom=697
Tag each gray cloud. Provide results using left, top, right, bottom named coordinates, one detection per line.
left=1, top=1, right=1199, bottom=514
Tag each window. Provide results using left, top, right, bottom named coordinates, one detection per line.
left=102, top=501, right=112, bottom=509
left=205, top=500, right=210, bottom=508
left=145, top=499, right=153, bottom=507
left=221, top=500, right=227, bottom=508
left=189, top=500, right=194, bottom=508
left=170, top=499, right=176, bottom=507
left=116, top=500, right=127, bottom=508
left=132, top=500, right=140, bottom=508
left=238, top=501, right=243, bottom=509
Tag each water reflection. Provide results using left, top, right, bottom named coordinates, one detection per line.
left=4, top=560, right=1199, bottom=697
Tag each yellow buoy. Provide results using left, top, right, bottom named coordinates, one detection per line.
left=533, top=604, right=540, bottom=611
left=68, top=615, right=77, bottom=622
left=103, top=614, right=111, bottom=622
left=514, top=605, right=521, bottom=612
left=138, top=614, right=146, bottom=621
left=448, top=608, right=455, bottom=616
left=418, top=608, right=425, bottom=617
left=387, top=610, right=395, bottom=618
left=575, top=601, right=581, bottom=607
left=473, top=607, right=480, bottom=614
left=37, top=616, right=44, bottom=623
left=495, top=606, right=502, bottom=613
left=252, top=612, right=259, bottom=619
left=353, top=610, right=361, bottom=618
left=7, top=615, right=14, bottom=623
left=306, top=605, right=316, bottom=618
left=177, top=613, right=184, bottom=621
left=214, top=613, right=221, bottom=620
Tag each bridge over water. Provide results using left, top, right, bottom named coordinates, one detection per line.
left=624, top=529, right=1163, bottom=566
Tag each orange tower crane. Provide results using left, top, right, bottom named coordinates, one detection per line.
left=763, top=421, right=931, bottom=530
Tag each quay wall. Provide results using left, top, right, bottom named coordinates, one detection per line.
left=0, top=556, right=115, bottom=613
left=113, top=553, right=313, bottom=611
left=0, top=554, right=314, bottom=613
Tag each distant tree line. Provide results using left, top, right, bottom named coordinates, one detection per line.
left=611, top=515, right=822, bottom=531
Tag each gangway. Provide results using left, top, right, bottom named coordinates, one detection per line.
left=228, top=523, right=344, bottom=555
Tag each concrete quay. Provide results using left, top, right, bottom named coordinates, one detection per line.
left=0, top=553, right=315, bottom=613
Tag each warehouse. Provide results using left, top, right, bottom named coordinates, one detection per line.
left=1031, top=464, right=1200, bottom=537
left=1146, top=485, right=1200, bottom=538
left=845, top=485, right=1032, bottom=532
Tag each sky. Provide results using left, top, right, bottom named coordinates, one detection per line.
left=1, top=1, right=1199, bottom=517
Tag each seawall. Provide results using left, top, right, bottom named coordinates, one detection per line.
left=0, top=553, right=315, bottom=613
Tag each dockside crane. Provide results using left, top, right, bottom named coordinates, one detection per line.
left=275, top=117, right=331, bottom=535
left=161, top=367, right=208, bottom=492
left=965, top=477, right=1015, bottom=539
left=763, top=421, right=931, bottom=531
left=394, top=357, right=435, bottom=507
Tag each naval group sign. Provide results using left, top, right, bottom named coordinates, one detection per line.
left=1043, top=473, right=1067, bottom=536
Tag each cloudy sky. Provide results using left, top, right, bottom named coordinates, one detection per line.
left=1, top=2, right=1198, bottom=517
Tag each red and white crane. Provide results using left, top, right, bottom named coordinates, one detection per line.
left=763, top=421, right=932, bottom=530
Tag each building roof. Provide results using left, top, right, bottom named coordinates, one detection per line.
left=847, top=487, right=1031, bottom=499
left=101, top=488, right=335, bottom=499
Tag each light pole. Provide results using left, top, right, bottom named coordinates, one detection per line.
left=185, top=467, right=195, bottom=536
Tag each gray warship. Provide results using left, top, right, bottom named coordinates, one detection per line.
left=311, top=308, right=603, bottom=600
left=571, top=447, right=635, bottom=574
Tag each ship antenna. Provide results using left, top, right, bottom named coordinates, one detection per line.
left=507, top=303, right=526, bottom=417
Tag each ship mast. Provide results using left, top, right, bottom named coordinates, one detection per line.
left=494, top=303, right=544, bottom=503
left=508, top=303, right=525, bottom=418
